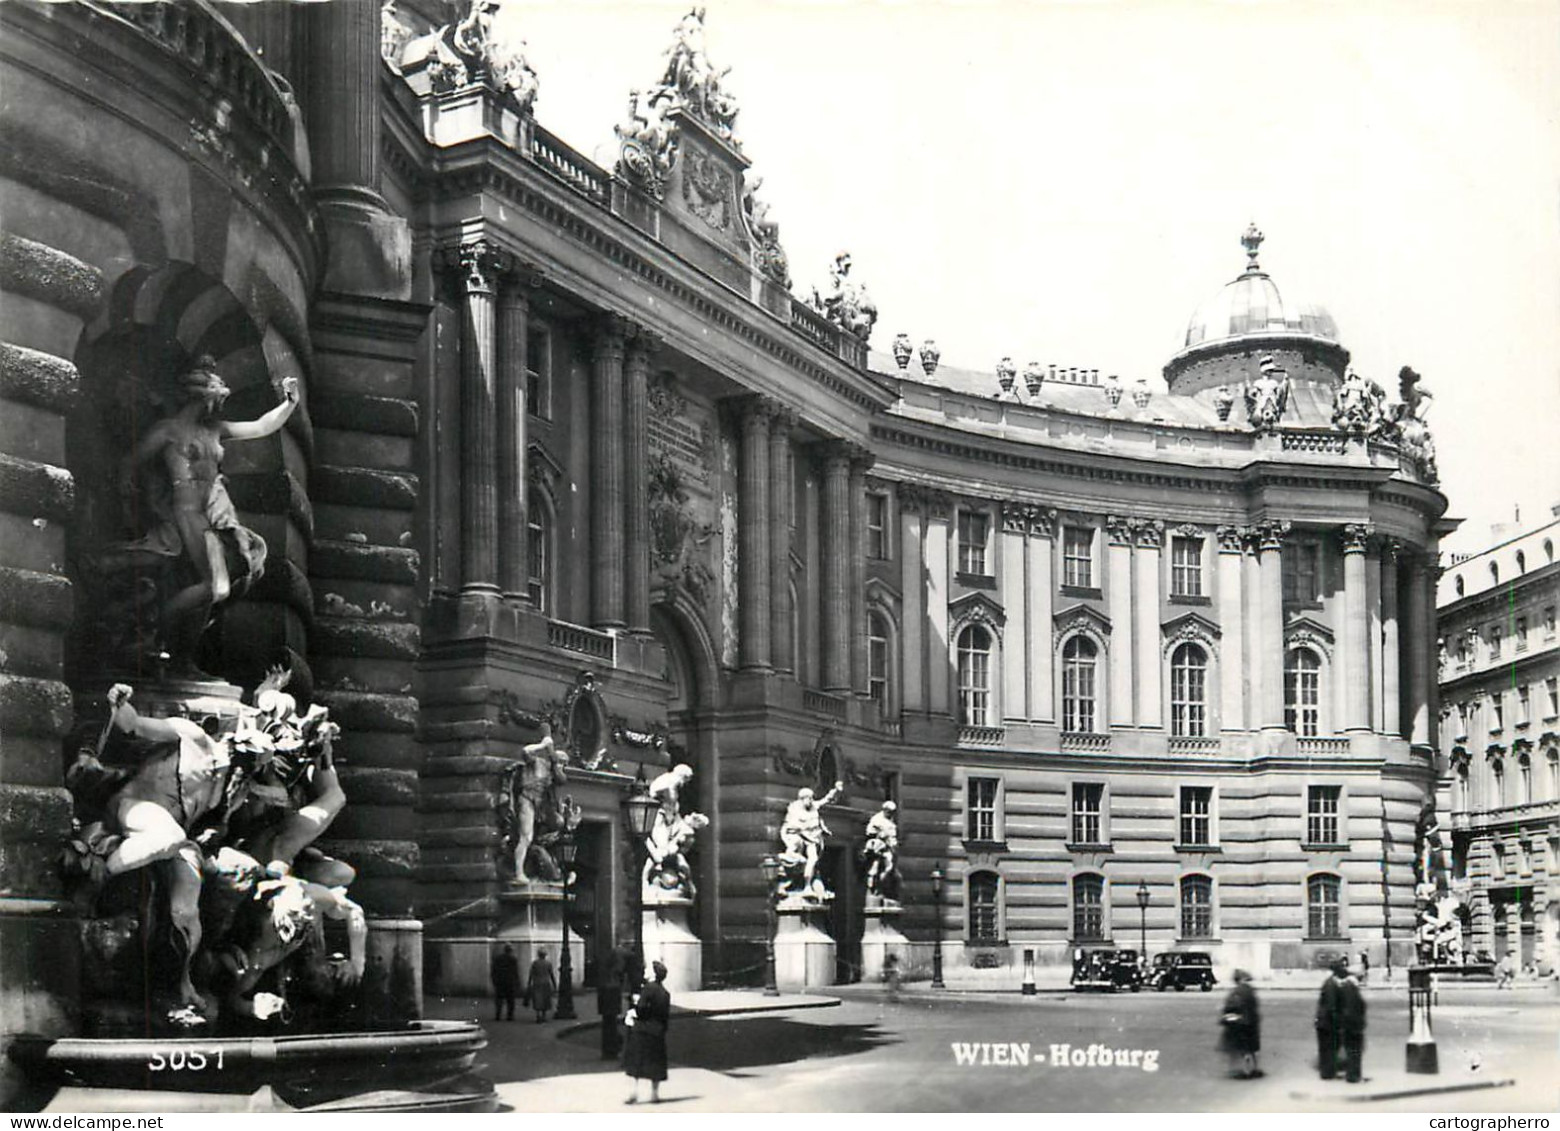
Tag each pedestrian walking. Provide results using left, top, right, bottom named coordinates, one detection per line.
left=527, top=947, right=557, bottom=1023
left=490, top=944, right=520, bottom=1022
left=1358, top=950, right=1370, bottom=986
left=1315, top=957, right=1366, bottom=1082
left=1495, top=952, right=1515, bottom=989
left=882, top=953, right=902, bottom=1002
left=1219, top=969, right=1262, bottom=1079
left=624, top=959, right=672, bottom=1104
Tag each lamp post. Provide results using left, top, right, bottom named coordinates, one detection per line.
left=1136, top=880, right=1150, bottom=968
left=621, top=781, right=660, bottom=990
left=760, top=854, right=780, bottom=996
left=554, top=834, right=578, bottom=1020
left=930, top=863, right=946, bottom=990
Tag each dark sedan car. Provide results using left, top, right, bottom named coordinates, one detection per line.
left=1070, top=948, right=1144, bottom=991
left=1147, top=951, right=1217, bottom=991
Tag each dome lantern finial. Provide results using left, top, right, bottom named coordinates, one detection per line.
left=1241, top=222, right=1264, bottom=271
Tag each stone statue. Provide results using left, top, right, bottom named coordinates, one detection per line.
left=615, top=88, right=679, bottom=198
left=398, top=0, right=538, bottom=112
left=1390, top=365, right=1438, bottom=483
left=95, top=356, right=298, bottom=675
left=741, top=175, right=790, bottom=286
left=810, top=253, right=878, bottom=343
left=778, top=781, right=844, bottom=899
left=656, top=6, right=739, bottom=142
left=502, top=718, right=572, bottom=882
left=1243, top=355, right=1290, bottom=433
left=1331, top=368, right=1387, bottom=436
left=861, top=800, right=900, bottom=901
left=644, top=811, right=710, bottom=897
left=381, top=0, right=412, bottom=73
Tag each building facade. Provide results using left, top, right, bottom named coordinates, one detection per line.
left=1437, top=513, right=1560, bottom=973
left=0, top=1, right=1452, bottom=1093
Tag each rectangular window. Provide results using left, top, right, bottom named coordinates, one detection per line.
left=1492, top=692, right=1505, bottom=732
left=526, top=511, right=547, bottom=612
left=525, top=327, right=550, bottom=419
left=1517, top=840, right=1532, bottom=876
left=957, top=510, right=989, bottom=575
left=1063, top=526, right=1094, bottom=588
left=867, top=493, right=889, bottom=560
left=1307, top=874, right=1342, bottom=938
left=1516, top=616, right=1529, bottom=652
left=969, top=872, right=1000, bottom=942
left=1307, top=785, right=1342, bottom=846
left=1283, top=541, right=1322, bottom=605
left=1518, top=687, right=1531, bottom=727
left=966, top=777, right=1000, bottom=843
left=1546, top=607, right=1557, bottom=639
left=1547, top=678, right=1559, bottom=719
left=868, top=630, right=889, bottom=709
left=1179, top=786, right=1214, bottom=847
left=1071, top=782, right=1105, bottom=846
left=1171, top=536, right=1203, bottom=597
left=1073, top=875, right=1105, bottom=942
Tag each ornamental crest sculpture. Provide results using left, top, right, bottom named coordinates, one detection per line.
left=656, top=6, right=741, bottom=145
left=682, top=148, right=734, bottom=232
left=398, top=0, right=539, bottom=113
left=61, top=671, right=365, bottom=1031
left=741, top=175, right=790, bottom=287
left=809, top=252, right=879, bottom=343
left=1330, top=368, right=1388, bottom=437
left=615, top=88, right=679, bottom=199
left=648, top=450, right=717, bottom=607
left=1243, top=355, right=1291, bottom=433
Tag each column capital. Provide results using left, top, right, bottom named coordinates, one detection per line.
left=725, top=392, right=781, bottom=430
left=1105, top=514, right=1137, bottom=546
left=1340, top=523, right=1374, bottom=554
left=898, top=480, right=952, bottom=520
left=1001, top=501, right=1058, bottom=537
left=1246, top=519, right=1290, bottom=554
left=1214, top=525, right=1245, bottom=554
left=627, top=325, right=663, bottom=358
left=1134, top=518, right=1164, bottom=550
left=591, top=312, right=634, bottom=357
left=434, top=238, right=513, bottom=295
left=814, top=436, right=872, bottom=471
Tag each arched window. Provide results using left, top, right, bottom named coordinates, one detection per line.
left=1516, top=550, right=1527, bottom=574
left=956, top=624, right=993, bottom=726
left=527, top=487, right=551, bottom=613
left=1072, top=873, right=1106, bottom=942
left=1454, top=575, right=1465, bottom=597
left=1548, top=749, right=1559, bottom=800
left=1180, top=875, right=1213, bottom=939
left=1492, top=759, right=1506, bottom=808
left=1490, top=561, right=1500, bottom=585
left=867, top=611, right=892, bottom=717
left=1062, top=635, right=1098, bottom=734
left=968, top=871, right=1000, bottom=943
left=1170, top=643, right=1208, bottom=737
left=1516, top=753, right=1532, bottom=805
left=1454, top=761, right=1469, bottom=811
left=1284, top=647, right=1322, bottom=736
left=1545, top=538, right=1555, bottom=564
left=1307, top=873, right=1342, bottom=938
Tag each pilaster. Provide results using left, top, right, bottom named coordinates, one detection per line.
left=1250, top=521, right=1289, bottom=730
left=1215, top=526, right=1246, bottom=731
left=819, top=442, right=853, bottom=692
left=738, top=397, right=774, bottom=670
left=496, top=264, right=542, bottom=602
left=1342, top=524, right=1372, bottom=732
left=624, top=329, right=659, bottom=634
left=591, top=314, right=629, bottom=628
left=1106, top=516, right=1135, bottom=727
left=1134, top=519, right=1164, bottom=729
left=848, top=450, right=875, bottom=694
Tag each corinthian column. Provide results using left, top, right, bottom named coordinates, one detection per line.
left=849, top=450, right=875, bottom=694
left=591, top=316, right=628, bottom=627
left=438, top=240, right=509, bottom=593
left=1381, top=543, right=1401, bottom=735
left=769, top=410, right=795, bottom=674
left=624, top=330, right=658, bottom=633
left=1215, top=526, right=1246, bottom=731
left=1134, top=520, right=1164, bottom=729
left=1342, top=524, right=1372, bottom=731
left=738, top=398, right=773, bottom=670
left=820, top=443, right=853, bottom=692
left=497, top=264, right=541, bottom=601
left=1106, top=517, right=1135, bottom=727
left=1254, top=521, right=1289, bottom=730
left=1404, top=552, right=1431, bottom=747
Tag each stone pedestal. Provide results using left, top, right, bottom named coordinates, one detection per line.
left=363, top=918, right=423, bottom=1023
left=641, top=891, right=702, bottom=994
left=495, top=884, right=583, bottom=994
left=859, top=900, right=909, bottom=984
left=774, top=899, right=836, bottom=989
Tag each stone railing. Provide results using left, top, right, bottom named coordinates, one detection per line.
left=803, top=688, right=848, bottom=720
left=1168, top=736, right=1222, bottom=755
left=1061, top=732, right=1111, bottom=753
left=1281, top=430, right=1348, bottom=455
left=99, top=1, right=296, bottom=155
left=530, top=124, right=610, bottom=206
left=547, top=618, right=616, bottom=664
left=1461, top=797, right=1560, bottom=831
left=1297, top=736, right=1351, bottom=756
left=958, top=724, right=1005, bottom=747
left=790, top=300, right=835, bottom=349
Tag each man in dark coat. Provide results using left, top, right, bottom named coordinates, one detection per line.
left=1219, top=969, right=1261, bottom=1078
left=624, top=959, right=671, bottom=1104
left=490, top=944, right=520, bottom=1022
left=1315, top=957, right=1367, bottom=1081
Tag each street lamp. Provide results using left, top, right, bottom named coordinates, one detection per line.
left=555, top=834, right=578, bottom=1020
left=930, top=863, right=946, bottom=990
left=1136, top=881, right=1150, bottom=967
left=621, top=780, right=660, bottom=990
left=759, top=854, right=780, bottom=996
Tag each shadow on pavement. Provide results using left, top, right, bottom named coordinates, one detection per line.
left=564, top=1013, right=901, bottom=1074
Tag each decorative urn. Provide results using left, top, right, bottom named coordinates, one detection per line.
left=1132, top=379, right=1152, bottom=408
left=1103, top=375, right=1123, bottom=406
left=919, top=339, right=941, bottom=376
left=996, top=356, right=1017, bottom=394
left=1023, top=362, right=1044, bottom=397
left=892, top=332, right=913, bottom=371
left=1212, top=385, right=1235, bottom=421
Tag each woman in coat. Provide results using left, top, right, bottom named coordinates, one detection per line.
left=1219, top=968, right=1262, bottom=1078
left=624, top=960, right=672, bottom=1103
left=527, top=948, right=557, bottom=1023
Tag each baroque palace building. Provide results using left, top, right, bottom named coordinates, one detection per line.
left=0, top=1, right=1453, bottom=1080
left=1437, top=511, right=1560, bottom=973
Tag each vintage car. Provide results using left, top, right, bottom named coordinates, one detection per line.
left=1070, top=948, right=1143, bottom=992
left=1147, top=951, right=1217, bottom=991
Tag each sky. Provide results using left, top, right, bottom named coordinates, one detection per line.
left=494, top=0, right=1560, bottom=555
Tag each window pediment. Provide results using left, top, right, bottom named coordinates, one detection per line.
left=1285, top=615, right=1334, bottom=656
left=950, top=590, right=1006, bottom=633
left=1054, top=603, right=1112, bottom=638
left=1162, top=610, right=1221, bottom=651
left=528, top=441, right=565, bottom=491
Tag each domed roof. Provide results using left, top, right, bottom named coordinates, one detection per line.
left=1179, top=225, right=1339, bottom=350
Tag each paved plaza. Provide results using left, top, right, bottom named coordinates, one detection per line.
left=428, top=981, right=1559, bottom=1112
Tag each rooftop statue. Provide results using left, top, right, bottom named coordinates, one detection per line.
left=398, top=0, right=539, bottom=113
left=93, top=356, right=297, bottom=676
left=61, top=674, right=363, bottom=1030
left=381, top=0, right=412, bottom=73
left=1389, top=365, right=1438, bottom=483
left=741, top=175, right=790, bottom=286
left=657, top=6, right=740, bottom=144
left=615, top=87, right=679, bottom=199
left=1243, top=355, right=1290, bottom=433
left=810, top=253, right=879, bottom=343
left=777, top=781, right=844, bottom=900
left=1330, top=368, right=1388, bottom=436
left=861, top=800, right=900, bottom=902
